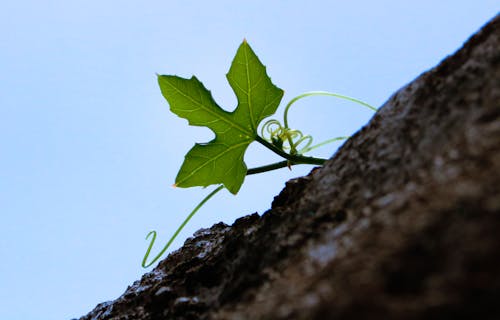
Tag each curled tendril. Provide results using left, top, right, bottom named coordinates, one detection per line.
left=260, top=119, right=312, bottom=155
left=260, top=91, right=376, bottom=156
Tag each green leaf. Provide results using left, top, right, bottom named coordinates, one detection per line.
left=158, top=41, right=284, bottom=194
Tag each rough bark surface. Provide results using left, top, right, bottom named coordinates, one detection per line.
left=78, top=15, right=500, bottom=320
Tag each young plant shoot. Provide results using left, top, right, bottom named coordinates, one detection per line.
left=142, top=40, right=376, bottom=268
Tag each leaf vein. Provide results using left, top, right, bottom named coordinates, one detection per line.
left=165, top=79, right=250, bottom=135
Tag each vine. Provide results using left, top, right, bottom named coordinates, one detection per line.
left=142, top=41, right=376, bottom=268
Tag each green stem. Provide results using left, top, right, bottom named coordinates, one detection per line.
left=246, top=161, right=290, bottom=175
left=255, top=135, right=326, bottom=165
left=142, top=184, right=224, bottom=268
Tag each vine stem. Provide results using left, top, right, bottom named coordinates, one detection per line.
left=142, top=184, right=224, bottom=268
left=255, top=135, right=326, bottom=165
left=246, top=160, right=290, bottom=175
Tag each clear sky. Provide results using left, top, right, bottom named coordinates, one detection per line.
left=0, top=1, right=497, bottom=319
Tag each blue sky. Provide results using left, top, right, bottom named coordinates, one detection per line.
left=0, top=1, right=497, bottom=319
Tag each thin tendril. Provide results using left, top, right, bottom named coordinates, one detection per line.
left=142, top=184, right=224, bottom=268
left=283, top=91, right=377, bottom=128
left=292, top=134, right=313, bottom=153
left=299, top=136, right=349, bottom=154
left=260, top=120, right=312, bottom=155
left=260, top=119, right=283, bottom=138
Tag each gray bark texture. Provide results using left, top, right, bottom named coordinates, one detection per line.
left=79, top=14, right=500, bottom=320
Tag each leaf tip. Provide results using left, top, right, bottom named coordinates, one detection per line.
left=172, top=183, right=177, bottom=188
